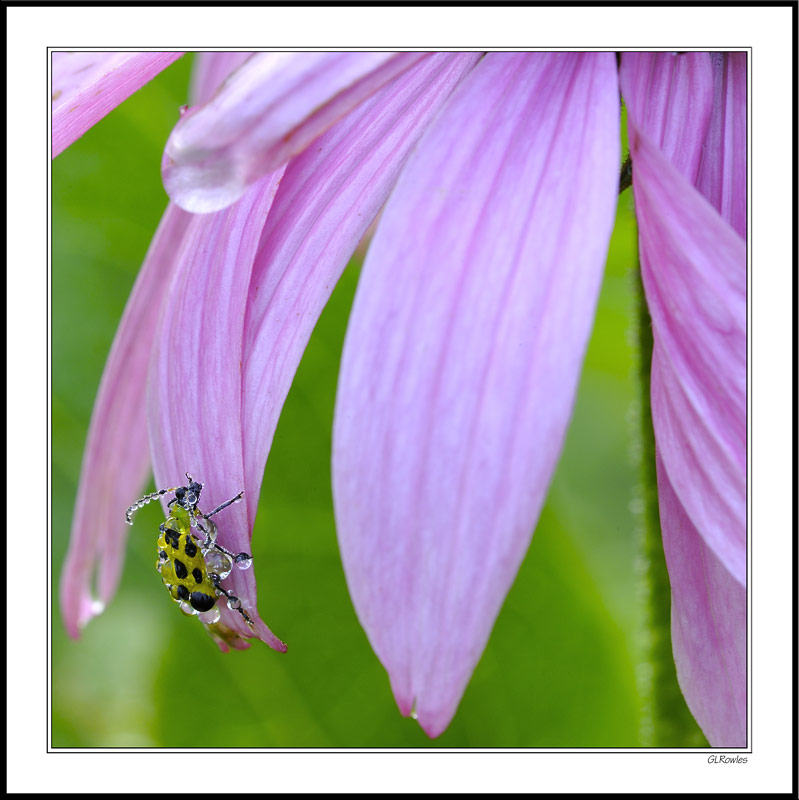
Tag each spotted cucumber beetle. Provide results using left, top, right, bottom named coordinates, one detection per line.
left=125, top=474, right=255, bottom=628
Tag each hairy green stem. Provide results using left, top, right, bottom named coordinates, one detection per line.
left=631, top=267, right=707, bottom=747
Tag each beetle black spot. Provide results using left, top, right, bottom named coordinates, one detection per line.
left=192, top=567, right=203, bottom=584
left=159, top=550, right=168, bottom=561
left=165, top=530, right=180, bottom=549
left=177, top=585, right=190, bottom=601
left=190, top=592, right=216, bottom=612
left=184, top=540, right=197, bottom=558
left=174, top=559, right=188, bottom=580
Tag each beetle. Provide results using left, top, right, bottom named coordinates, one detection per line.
left=126, top=473, right=254, bottom=626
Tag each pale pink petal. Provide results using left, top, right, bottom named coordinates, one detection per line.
left=622, top=53, right=746, bottom=584
left=61, top=53, right=253, bottom=638
left=60, top=203, right=192, bottom=637
left=657, top=452, right=746, bottom=746
left=696, top=54, right=747, bottom=239
left=147, top=174, right=286, bottom=652
left=333, top=53, right=620, bottom=737
left=52, top=51, right=183, bottom=157
left=162, top=52, right=427, bottom=213
left=622, top=53, right=747, bottom=747
left=241, top=53, right=481, bottom=512
left=188, top=52, right=254, bottom=107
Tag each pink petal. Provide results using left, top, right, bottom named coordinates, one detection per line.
left=695, top=54, right=747, bottom=239
left=241, top=53, right=481, bottom=510
left=332, top=53, right=620, bottom=737
left=162, top=52, right=427, bottom=213
left=657, top=453, right=746, bottom=746
left=622, top=54, right=746, bottom=585
left=52, top=51, right=183, bottom=157
left=188, top=52, right=254, bottom=106
left=147, top=174, right=287, bottom=652
left=60, top=203, right=192, bottom=637
left=150, top=49, right=474, bottom=646
left=60, top=53, right=254, bottom=638
left=620, top=52, right=714, bottom=183
left=621, top=53, right=747, bottom=746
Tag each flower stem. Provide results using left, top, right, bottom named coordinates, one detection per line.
left=631, top=267, right=708, bottom=747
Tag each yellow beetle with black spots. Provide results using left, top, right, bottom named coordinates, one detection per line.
left=126, top=473, right=255, bottom=627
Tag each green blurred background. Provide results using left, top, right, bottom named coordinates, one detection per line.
left=51, top=55, right=687, bottom=747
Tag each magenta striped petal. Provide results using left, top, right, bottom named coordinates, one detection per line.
left=696, top=54, right=747, bottom=239
left=622, top=53, right=746, bottom=586
left=622, top=53, right=747, bottom=747
left=333, top=52, right=620, bottom=737
left=52, top=51, right=183, bottom=158
left=60, top=203, right=193, bottom=637
left=147, top=174, right=286, bottom=652
left=620, top=52, right=713, bottom=183
left=657, top=453, right=746, bottom=746
left=148, top=55, right=476, bottom=651
left=241, top=53, right=480, bottom=508
left=162, top=52, right=427, bottom=213
left=60, top=53, right=254, bottom=639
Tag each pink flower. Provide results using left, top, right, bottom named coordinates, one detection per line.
left=56, top=51, right=746, bottom=743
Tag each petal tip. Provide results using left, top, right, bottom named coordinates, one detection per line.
left=416, top=707, right=451, bottom=739
left=252, top=617, right=287, bottom=653
left=161, top=150, right=247, bottom=214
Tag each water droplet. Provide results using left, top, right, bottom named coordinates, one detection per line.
left=179, top=600, right=198, bottom=616
left=199, top=517, right=218, bottom=544
left=179, top=104, right=188, bottom=117
left=227, top=595, right=241, bottom=611
left=89, top=597, right=105, bottom=616
left=234, top=553, right=252, bottom=570
left=204, top=550, right=232, bottom=580
left=198, top=606, right=221, bottom=625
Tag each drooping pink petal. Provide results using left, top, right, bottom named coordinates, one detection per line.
left=696, top=53, right=747, bottom=240
left=332, top=52, right=620, bottom=737
left=52, top=51, right=183, bottom=158
left=60, top=203, right=193, bottom=637
left=622, top=53, right=746, bottom=585
left=147, top=173, right=286, bottom=652
left=162, top=52, right=428, bottom=213
left=241, top=53, right=481, bottom=514
left=60, top=53, right=253, bottom=638
left=621, top=53, right=747, bottom=747
left=656, top=452, right=746, bottom=747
